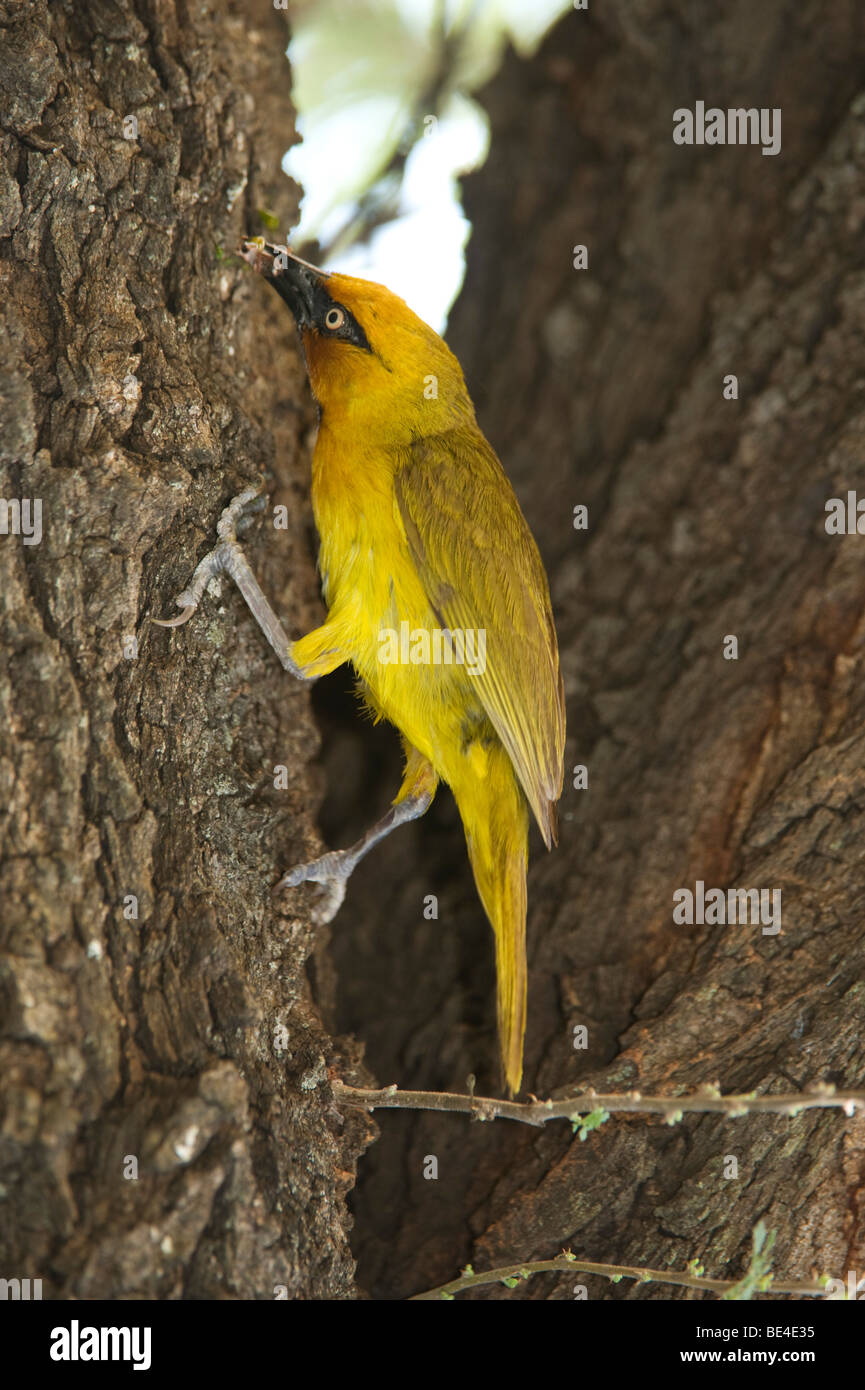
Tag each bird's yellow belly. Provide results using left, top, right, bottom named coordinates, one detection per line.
left=318, top=509, right=490, bottom=781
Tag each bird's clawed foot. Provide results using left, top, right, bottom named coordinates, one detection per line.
left=278, top=848, right=359, bottom=889
left=152, top=486, right=265, bottom=628
left=277, top=850, right=357, bottom=924
left=152, top=487, right=303, bottom=677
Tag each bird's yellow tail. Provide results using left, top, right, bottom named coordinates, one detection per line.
left=453, top=747, right=529, bottom=1095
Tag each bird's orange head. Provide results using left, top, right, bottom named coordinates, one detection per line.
left=241, top=240, right=475, bottom=443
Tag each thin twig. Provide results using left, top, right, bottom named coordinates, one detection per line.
left=409, top=1253, right=829, bottom=1301
left=332, top=1080, right=865, bottom=1127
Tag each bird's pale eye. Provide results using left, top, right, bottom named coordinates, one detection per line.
left=324, top=307, right=345, bottom=331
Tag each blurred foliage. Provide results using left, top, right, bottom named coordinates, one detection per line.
left=286, top=0, right=571, bottom=260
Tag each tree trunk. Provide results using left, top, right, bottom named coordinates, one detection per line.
left=0, top=0, right=371, bottom=1300
left=342, top=1, right=865, bottom=1299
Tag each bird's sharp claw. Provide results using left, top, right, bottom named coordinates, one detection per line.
left=274, top=866, right=347, bottom=925
left=277, top=867, right=305, bottom=890
left=276, top=851, right=351, bottom=892
left=151, top=604, right=197, bottom=628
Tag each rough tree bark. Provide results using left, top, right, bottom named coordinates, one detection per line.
left=338, top=1, right=865, bottom=1298
left=4, top=0, right=865, bottom=1306
left=0, top=0, right=372, bottom=1299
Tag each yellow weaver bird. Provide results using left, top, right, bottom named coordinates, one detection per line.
left=157, top=240, right=565, bottom=1095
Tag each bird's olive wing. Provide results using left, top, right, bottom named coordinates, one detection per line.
left=394, top=430, right=565, bottom=847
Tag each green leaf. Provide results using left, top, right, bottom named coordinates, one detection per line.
left=721, top=1220, right=777, bottom=1301
left=570, top=1107, right=611, bottom=1140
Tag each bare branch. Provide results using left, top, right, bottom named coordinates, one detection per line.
left=332, top=1080, right=865, bottom=1127
left=409, top=1252, right=830, bottom=1301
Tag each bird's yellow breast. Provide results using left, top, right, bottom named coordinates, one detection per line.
left=311, top=426, right=488, bottom=777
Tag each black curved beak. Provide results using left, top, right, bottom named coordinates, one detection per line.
left=240, top=239, right=327, bottom=328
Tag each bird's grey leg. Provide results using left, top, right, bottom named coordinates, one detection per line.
left=153, top=487, right=435, bottom=925
left=153, top=486, right=306, bottom=680
left=279, top=791, right=434, bottom=922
